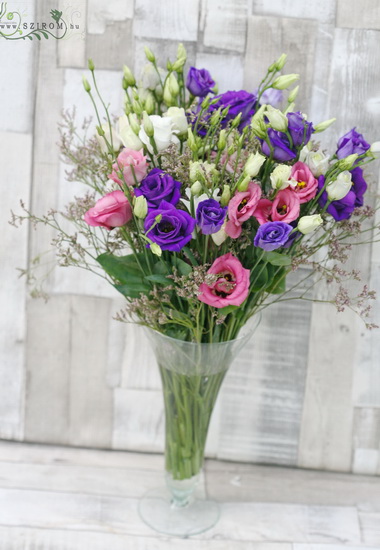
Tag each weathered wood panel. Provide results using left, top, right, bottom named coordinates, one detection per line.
left=0, top=132, right=32, bottom=441
left=202, top=0, right=249, bottom=53
left=336, top=0, right=380, bottom=30
left=134, top=0, right=200, bottom=41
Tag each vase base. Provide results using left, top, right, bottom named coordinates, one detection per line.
left=138, top=486, right=220, bottom=538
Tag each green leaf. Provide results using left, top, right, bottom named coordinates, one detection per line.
left=172, top=257, right=192, bottom=276
left=153, top=261, right=170, bottom=275
left=145, top=274, right=171, bottom=284
left=97, top=253, right=147, bottom=283
left=264, top=251, right=292, bottom=266
left=266, top=266, right=287, bottom=294
left=182, top=246, right=199, bottom=266
left=250, top=263, right=268, bottom=291
left=114, top=281, right=150, bottom=298
left=219, top=305, right=238, bottom=315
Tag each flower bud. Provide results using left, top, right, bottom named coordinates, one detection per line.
left=132, top=99, right=143, bottom=115
left=211, top=224, right=228, bottom=245
left=231, top=112, right=242, bottom=128
left=190, top=181, right=203, bottom=196
left=297, top=214, right=323, bottom=234
left=155, top=214, right=163, bottom=223
left=237, top=175, right=251, bottom=192
left=176, top=42, right=186, bottom=63
left=144, top=93, right=155, bottom=115
left=288, top=85, right=299, bottom=103
left=284, top=102, right=295, bottom=114
left=275, top=53, right=287, bottom=70
left=96, top=125, right=105, bottom=136
left=88, top=58, right=95, bottom=72
left=251, top=117, right=267, bottom=139
left=370, top=141, right=380, bottom=155
left=150, top=243, right=162, bottom=256
left=272, top=73, right=299, bottom=90
left=168, top=73, right=180, bottom=97
left=82, top=75, right=91, bottom=93
left=270, top=164, right=292, bottom=190
left=163, top=82, right=174, bottom=105
left=128, top=113, right=140, bottom=135
left=326, top=171, right=352, bottom=201
left=265, top=105, right=288, bottom=132
left=133, top=196, right=148, bottom=219
left=314, top=117, right=336, bottom=133
left=299, top=147, right=329, bottom=177
left=142, top=111, right=154, bottom=138
left=339, top=154, right=358, bottom=170
left=244, top=151, right=266, bottom=177
left=217, top=129, right=227, bottom=151
left=123, top=65, right=136, bottom=87
left=187, top=128, right=197, bottom=152
left=144, top=46, right=155, bottom=63
left=220, top=185, right=231, bottom=206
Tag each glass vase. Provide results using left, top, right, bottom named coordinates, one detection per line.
left=138, top=315, right=261, bottom=537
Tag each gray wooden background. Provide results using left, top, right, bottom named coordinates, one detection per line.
left=2, top=0, right=380, bottom=475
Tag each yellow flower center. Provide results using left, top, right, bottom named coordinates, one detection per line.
left=297, top=180, right=307, bottom=189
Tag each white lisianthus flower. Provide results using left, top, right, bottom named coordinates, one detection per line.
left=370, top=141, right=380, bottom=154
left=139, top=115, right=179, bottom=153
left=96, top=124, right=121, bottom=153
left=297, top=214, right=323, bottom=234
left=118, top=115, right=143, bottom=150
left=181, top=188, right=220, bottom=213
left=189, top=160, right=217, bottom=184
left=326, top=171, right=352, bottom=201
left=163, top=107, right=188, bottom=136
left=265, top=105, right=288, bottom=132
left=244, top=151, right=266, bottom=177
left=270, top=164, right=292, bottom=190
left=211, top=222, right=228, bottom=246
left=299, top=146, right=329, bottom=177
left=140, top=64, right=163, bottom=91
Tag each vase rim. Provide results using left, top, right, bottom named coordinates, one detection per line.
left=145, top=312, right=261, bottom=347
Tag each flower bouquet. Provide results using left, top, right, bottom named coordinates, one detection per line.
left=14, top=44, right=380, bottom=536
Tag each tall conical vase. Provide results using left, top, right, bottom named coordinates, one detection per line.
left=138, top=315, right=261, bottom=537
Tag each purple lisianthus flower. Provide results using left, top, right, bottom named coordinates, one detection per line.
left=261, top=129, right=297, bottom=162
left=196, top=199, right=227, bottom=235
left=145, top=201, right=196, bottom=252
left=186, top=67, right=215, bottom=97
left=135, top=168, right=182, bottom=208
left=317, top=175, right=357, bottom=221
left=195, top=90, right=257, bottom=135
left=287, top=111, right=314, bottom=148
left=350, top=167, right=367, bottom=207
left=256, top=87, right=283, bottom=108
left=254, top=221, right=293, bottom=251
left=336, top=127, right=370, bottom=159
left=282, top=222, right=301, bottom=248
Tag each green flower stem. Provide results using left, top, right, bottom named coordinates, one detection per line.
left=159, top=363, right=227, bottom=480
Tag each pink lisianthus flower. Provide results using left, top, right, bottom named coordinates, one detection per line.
left=253, top=198, right=273, bottom=225
left=290, top=161, right=318, bottom=203
left=198, top=253, right=250, bottom=308
left=109, top=148, right=148, bottom=186
left=225, top=182, right=261, bottom=239
left=272, top=188, right=300, bottom=222
left=84, top=190, right=132, bottom=230
left=254, top=189, right=300, bottom=225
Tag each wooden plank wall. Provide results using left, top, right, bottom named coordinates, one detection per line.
left=2, top=0, right=380, bottom=474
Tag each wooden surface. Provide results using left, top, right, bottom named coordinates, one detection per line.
left=2, top=0, right=380, bottom=475
left=0, top=441, right=379, bottom=548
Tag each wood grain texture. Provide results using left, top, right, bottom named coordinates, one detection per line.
left=298, top=305, right=356, bottom=472
left=336, top=0, right=380, bottom=30
left=244, top=16, right=318, bottom=114
left=25, top=295, right=113, bottom=447
left=0, top=132, right=32, bottom=440
left=86, top=19, right=135, bottom=70
left=134, top=0, right=200, bottom=41
left=196, top=52, right=245, bottom=92
left=57, top=0, right=87, bottom=67
left=87, top=0, right=134, bottom=34
left=252, top=0, right=336, bottom=23
left=202, top=0, right=249, bottom=53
